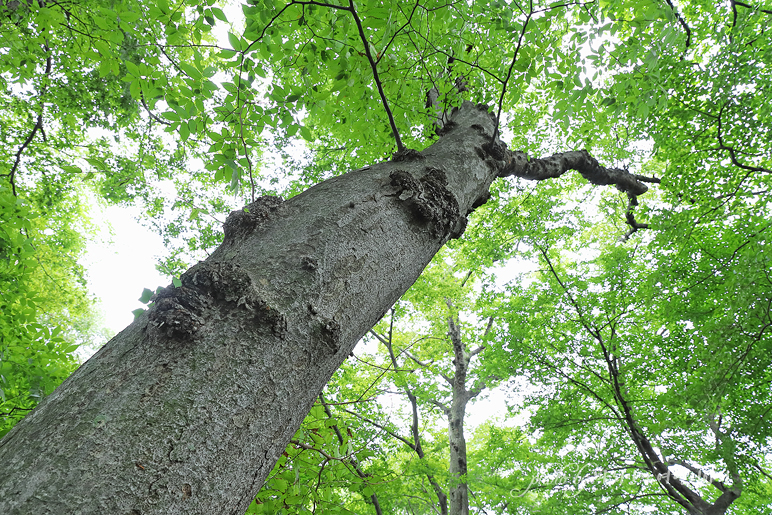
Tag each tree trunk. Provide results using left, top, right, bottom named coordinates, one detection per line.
left=447, top=308, right=471, bottom=515
left=0, top=101, right=504, bottom=514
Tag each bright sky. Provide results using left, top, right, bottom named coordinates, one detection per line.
left=83, top=203, right=169, bottom=344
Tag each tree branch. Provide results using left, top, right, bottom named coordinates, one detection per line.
left=669, top=459, right=728, bottom=492
left=140, top=94, right=172, bottom=126
left=492, top=7, right=532, bottom=142
left=716, top=103, right=772, bottom=175
left=348, top=0, right=404, bottom=152
left=5, top=50, right=53, bottom=196
left=501, top=149, right=655, bottom=196
left=733, top=0, right=772, bottom=14
left=621, top=193, right=649, bottom=241
left=663, top=0, right=691, bottom=58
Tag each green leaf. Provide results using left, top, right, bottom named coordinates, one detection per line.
left=179, top=62, right=202, bottom=81
left=180, top=122, right=190, bottom=141
left=211, top=7, right=228, bottom=22
left=129, top=80, right=141, bottom=100
left=85, top=157, right=108, bottom=171
left=139, top=288, right=154, bottom=304
left=161, top=111, right=180, bottom=121
left=228, top=32, right=243, bottom=52
left=61, top=343, right=79, bottom=353
left=119, top=10, right=140, bottom=23
left=60, top=165, right=83, bottom=174
left=125, top=61, right=140, bottom=77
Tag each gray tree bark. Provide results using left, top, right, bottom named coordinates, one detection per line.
left=0, top=101, right=503, bottom=515
left=447, top=312, right=472, bottom=515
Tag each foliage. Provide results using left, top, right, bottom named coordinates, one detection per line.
left=0, top=184, right=100, bottom=437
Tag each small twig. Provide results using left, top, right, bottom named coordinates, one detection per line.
left=0, top=406, right=35, bottom=418
left=140, top=94, right=172, bottom=126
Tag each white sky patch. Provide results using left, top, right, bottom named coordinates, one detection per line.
left=83, top=203, right=169, bottom=344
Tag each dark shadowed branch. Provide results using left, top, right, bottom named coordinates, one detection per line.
left=348, top=0, right=404, bottom=152
left=5, top=50, right=53, bottom=196
left=492, top=4, right=533, bottom=142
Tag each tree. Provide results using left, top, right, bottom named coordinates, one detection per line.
left=494, top=223, right=772, bottom=513
left=363, top=281, right=501, bottom=515
left=0, top=90, right=648, bottom=514
left=2, top=0, right=771, bottom=513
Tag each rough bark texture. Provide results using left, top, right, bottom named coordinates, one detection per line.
left=0, top=101, right=505, bottom=515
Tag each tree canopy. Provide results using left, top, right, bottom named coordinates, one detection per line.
left=1, top=0, right=771, bottom=513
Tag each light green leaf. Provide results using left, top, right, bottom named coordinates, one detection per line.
left=299, top=126, right=312, bottom=141
left=211, top=7, right=228, bottom=22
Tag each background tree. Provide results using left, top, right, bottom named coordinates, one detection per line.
left=0, top=183, right=103, bottom=437
left=492, top=215, right=772, bottom=514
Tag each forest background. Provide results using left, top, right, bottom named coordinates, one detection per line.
left=1, top=0, right=771, bottom=513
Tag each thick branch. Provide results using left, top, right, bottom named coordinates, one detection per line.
left=500, top=149, right=655, bottom=196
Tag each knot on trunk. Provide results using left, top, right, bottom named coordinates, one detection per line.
left=391, top=148, right=424, bottom=162
left=148, top=261, right=286, bottom=342
left=223, top=196, right=284, bottom=244
left=389, top=167, right=463, bottom=240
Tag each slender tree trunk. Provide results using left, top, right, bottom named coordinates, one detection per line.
left=379, top=316, right=449, bottom=515
left=447, top=308, right=471, bottom=515
left=0, top=101, right=503, bottom=515
left=448, top=396, right=470, bottom=515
